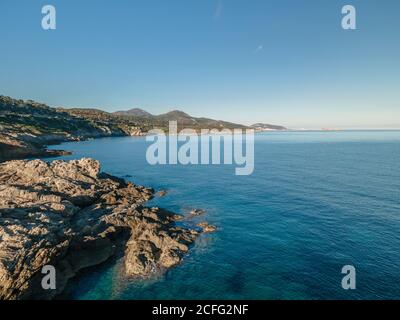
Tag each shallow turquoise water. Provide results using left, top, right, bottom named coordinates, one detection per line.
left=50, top=131, right=400, bottom=299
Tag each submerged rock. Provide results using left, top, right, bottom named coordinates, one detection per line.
left=156, top=190, right=168, bottom=197
left=188, top=208, right=206, bottom=218
left=197, top=222, right=217, bottom=233
left=0, top=158, right=204, bottom=300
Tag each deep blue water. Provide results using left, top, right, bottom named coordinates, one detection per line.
left=49, top=131, right=400, bottom=300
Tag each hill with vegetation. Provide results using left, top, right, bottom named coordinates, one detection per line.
left=0, top=95, right=249, bottom=161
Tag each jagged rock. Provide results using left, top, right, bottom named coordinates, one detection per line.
left=156, top=190, right=168, bottom=197
left=188, top=208, right=206, bottom=218
left=197, top=222, right=217, bottom=233
left=0, top=134, right=69, bottom=161
left=0, top=158, right=202, bottom=300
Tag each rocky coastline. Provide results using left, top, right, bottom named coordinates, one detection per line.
left=0, top=158, right=215, bottom=300
left=0, top=95, right=147, bottom=162
left=0, top=94, right=221, bottom=300
left=0, top=94, right=254, bottom=162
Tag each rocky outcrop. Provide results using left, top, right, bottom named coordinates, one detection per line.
left=0, top=96, right=148, bottom=162
left=0, top=133, right=69, bottom=161
left=0, top=158, right=206, bottom=300
left=188, top=208, right=206, bottom=218
left=197, top=222, right=217, bottom=233
left=156, top=190, right=168, bottom=197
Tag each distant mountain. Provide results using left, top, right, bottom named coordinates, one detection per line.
left=113, top=108, right=153, bottom=118
left=155, top=110, right=200, bottom=125
left=157, top=110, right=192, bottom=120
left=251, top=123, right=287, bottom=131
left=112, top=108, right=248, bottom=130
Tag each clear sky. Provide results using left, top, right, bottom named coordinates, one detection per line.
left=0, top=0, right=399, bottom=129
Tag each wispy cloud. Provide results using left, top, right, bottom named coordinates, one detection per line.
left=214, top=0, right=223, bottom=20
left=254, top=45, right=264, bottom=53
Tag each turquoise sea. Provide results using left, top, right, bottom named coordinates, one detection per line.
left=49, top=131, right=400, bottom=300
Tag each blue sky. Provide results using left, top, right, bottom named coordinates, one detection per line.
left=0, top=0, right=399, bottom=129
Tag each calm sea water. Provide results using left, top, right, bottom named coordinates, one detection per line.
left=49, top=131, right=400, bottom=300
